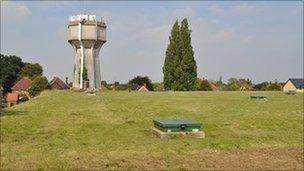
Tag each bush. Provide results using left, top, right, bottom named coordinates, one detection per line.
left=195, top=78, right=212, bottom=91
left=253, top=82, right=269, bottom=91
left=266, top=82, right=282, bottom=91
left=128, top=76, right=154, bottom=91
left=115, top=84, right=129, bottom=91
left=29, top=76, right=50, bottom=97
left=18, top=92, right=30, bottom=102
left=153, top=82, right=164, bottom=91
left=228, top=83, right=240, bottom=91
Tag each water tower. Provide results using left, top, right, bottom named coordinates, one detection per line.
left=68, top=14, right=106, bottom=90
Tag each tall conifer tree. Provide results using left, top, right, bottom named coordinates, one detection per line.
left=180, top=18, right=197, bottom=90
left=163, top=18, right=197, bottom=91
left=163, top=21, right=181, bottom=90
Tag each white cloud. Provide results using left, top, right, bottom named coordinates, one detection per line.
left=172, top=7, right=196, bottom=20
left=232, top=3, right=255, bottom=14
left=1, top=1, right=31, bottom=20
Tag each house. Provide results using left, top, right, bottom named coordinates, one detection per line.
left=283, top=78, right=304, bottom=92
left=11, top=77, right=31, bottom=93
left=137, top=85, right=149, bottom=92
left=6, top=92, right=19, bottom=107
left=11, top=77, right=31, bottom=97
left=49, top=77, right=69, bottom=90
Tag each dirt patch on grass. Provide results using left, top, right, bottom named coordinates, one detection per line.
left=59, top=146, right=303, bottom=170
left=173, top=146, right=303, bottom=170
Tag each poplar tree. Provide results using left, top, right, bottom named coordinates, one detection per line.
left=163, top=18, right=197, bottom=91
left=180, top=18, right=197, bottom=90
left=163, top=21, right=181, bottom=90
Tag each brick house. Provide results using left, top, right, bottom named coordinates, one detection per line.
left=49, top=77, right=69, bottom=90
left=11, top=77, right=32, bottom=98
left=6, top=92, right=19, bottom=107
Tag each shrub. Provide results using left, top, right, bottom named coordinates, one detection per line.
left=195, top=78, right=212, bottom=91
left=266, top=82, right=282, bottom=91
left=153, top=82, right=164, bottom=91
left=29, top=76, right=50, bottom=97
left=128, top=76, right=154, bottom=91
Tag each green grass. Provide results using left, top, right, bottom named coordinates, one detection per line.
left=1, top=90, right=303, bottom=169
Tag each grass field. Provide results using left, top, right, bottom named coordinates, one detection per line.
left=1, top=90, right=303, bottom=170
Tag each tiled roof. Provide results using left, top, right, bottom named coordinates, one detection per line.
left=11, top=77, right=31, bottom=91
left=6, top=92, right=18, bottom=102
left=50, top=77, right=69, bottom=89
left=289, top=78, right=304, bottom=89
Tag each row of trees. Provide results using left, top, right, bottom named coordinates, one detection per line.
left=100, top=75, right=284, bottom=92
left=1, top=54, right=49, bottom=96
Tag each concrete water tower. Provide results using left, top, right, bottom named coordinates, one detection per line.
left=68, top=14, right=106, bottom=90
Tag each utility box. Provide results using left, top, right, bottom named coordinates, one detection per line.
left=153, top=119, right=205, bottom=139
left=153, top=119, right=202, bottom=132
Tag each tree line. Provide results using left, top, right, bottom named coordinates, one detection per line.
left=0, top=54, right=49, bottom=96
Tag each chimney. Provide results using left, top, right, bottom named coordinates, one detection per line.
left=66, top=77, right=68, bottom=85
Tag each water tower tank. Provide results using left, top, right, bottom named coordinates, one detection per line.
left=68, top=14, right=106, bottom=90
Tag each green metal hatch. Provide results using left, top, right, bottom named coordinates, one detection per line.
left=153, top=119, right=202, bottom=132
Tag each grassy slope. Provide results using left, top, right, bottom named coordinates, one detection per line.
left=1, top=91, right=303, bottom=169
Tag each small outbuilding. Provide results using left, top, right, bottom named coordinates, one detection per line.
left=49, top=77, right=69, bottom=90
left=283, top=78, right=304, bottom=92
left=6, top=92, right=19, bottom=107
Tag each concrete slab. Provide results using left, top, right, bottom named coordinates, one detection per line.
left=152, top=128, right=205, bottom=139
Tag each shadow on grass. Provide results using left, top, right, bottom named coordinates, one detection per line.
left=0, top=109, right=28, bottom=117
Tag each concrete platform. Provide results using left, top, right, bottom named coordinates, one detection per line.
left=152, top=128, right=205, bottom=139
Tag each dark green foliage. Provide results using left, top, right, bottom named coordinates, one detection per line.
left=114, top=84, right=129, bottom=91
left=128, top=76, right=154, bottom=91
left=228, top=83, right=240, bottom=91
left=18, top=63, right=43, bottom=80
left=153, top=82, right=164, bottom=91
left=179, top=19, right=197, bottom=91
left=83, top=66, right=88, bottom=80
left=29, top=76, right=50, bottom=97
left=201, top=79, right=212, bottom=91
left=163, top=21, right=181, bottom=90
left=101, top=81, right=107, bottom=87
left=195, top=78, right=212, bottom=91
left=0, top=54, right=26, bottom=93
left=266, top=82, right=282, bottom=91
left=223, top=78, right=253, bottom=91
left=163, top=19, right=197, bottom=91
left=253, top=82, right=269, bottom=91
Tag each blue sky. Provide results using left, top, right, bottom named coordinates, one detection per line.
left=1, top=1, right=303, bottom=84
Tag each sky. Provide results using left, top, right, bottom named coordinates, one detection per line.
left=1, top=1, right=303, bottom=84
